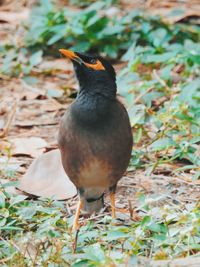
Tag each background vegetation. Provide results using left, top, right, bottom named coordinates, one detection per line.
left=0, top=0, right=200, bottom=266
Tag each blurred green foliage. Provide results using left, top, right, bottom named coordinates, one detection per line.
left=69, top=0, right=118, bottom=7
left=25, top=0, right=200, bottom=57
left=1, top=0, right=199, bottom=76
left=118, top=37, right=200, bottom=173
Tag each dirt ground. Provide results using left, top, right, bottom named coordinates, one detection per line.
left=0, top=2, right=200, bottom=266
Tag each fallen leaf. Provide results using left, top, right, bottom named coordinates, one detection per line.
left=39, top=58, right=73, bottom=72
left=18, top=149, right=77, bottom=200
left=0, top=9, right=29, bottom=23
left=0, top=119, right=4, bottom=129
left=20, top=79, right=45, bottom=100
left=10, top=137, right=47, bottom=158
left=15, top=98, right=64, bottom=127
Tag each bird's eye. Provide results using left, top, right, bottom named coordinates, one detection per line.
left=90, top=59, right=96, bottom=64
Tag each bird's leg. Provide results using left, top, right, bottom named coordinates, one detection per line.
left=109, top=185, right=131, bottom=218
left=109, top=185, right=116, bottom=219
left=73, top=198, right=83, bottom=231
left=72, top=198, right=83, bottom=253
left=110, top=192, right=116, bottom=219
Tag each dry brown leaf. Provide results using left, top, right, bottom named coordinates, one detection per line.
left=14, top=98, right=64, bottom=127
left=41, top=98, right=64, bottom=112
left=15, top=112, right=58, bottom=127
left=0, top=9, right=29, bottom=23
left=20, top=80, right=45, bottom=100
left=167, top=12, right=200, bottom=24
left=18, top=149, right=77, bottom=200
left=150, top=256, right=200, bottom=267
left=0, top=118, right=4, bottom=129
left=39, top=58, right=73, bottom=72
left=10, top=137, right=47, bottom=158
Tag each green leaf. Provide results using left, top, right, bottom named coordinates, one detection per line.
left=142, top=92, right=164, bottom=108
left=160, top=64, right=174, bottom=80
left=73, top=41, right=91, bottom=52
left=128, top=104, right=146, bottom=126
left=17, top=206, right=37, bottom=219
left=72, top=260, right=89, bottom=267
left=47, top=24, right=67, bottom=45
left=147, top=222, right=167, bottom=233
left=150, top=138, right=175, bottom=151
left=106, top=230, right=129, bottom=241
left=0, top=195, right=5, bottom=208
left=102, top=25, right=124, bottom=35
left=179, top=78, right=200, bottom=106
left=29, top=50, right=43, bottom=67
left=134, top=127, right=143, bottom=144
left=149, top=28, right=169, bottom=47
left=142, top=51, right=177, bottom=63
left=0, top=218, right=6, bottom=227
left=83, top=244, right=105, bottom=263
left=9, top=195, right=27, bottom=207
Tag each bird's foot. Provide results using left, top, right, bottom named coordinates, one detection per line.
left=72, top=228, right=79, bottom=253
left=111, top=206, right=141, bottom=222
left=71, top=199, right=83, bottom=253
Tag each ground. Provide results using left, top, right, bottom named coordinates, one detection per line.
left=0, top=1, right=200, bottom=266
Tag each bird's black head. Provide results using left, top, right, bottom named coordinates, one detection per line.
left=59, top=49, right=117, bottom=99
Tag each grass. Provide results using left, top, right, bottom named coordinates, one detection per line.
left=0, top=0, right=200, bottom=265
left=0, top=184, right=200, bottom=266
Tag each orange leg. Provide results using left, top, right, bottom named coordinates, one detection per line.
left=110, top=191, right=116, bottom=219
left=110, top=190, right=141, bottom=222
left=73, top=199, right=83, bottom=231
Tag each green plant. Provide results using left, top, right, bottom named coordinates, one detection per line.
left=118, top=36, right=200, bottom=172
left=0, top=185, right=200, bottom=265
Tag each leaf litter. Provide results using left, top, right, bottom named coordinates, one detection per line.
left=0, top=0, right=199, bottom=266
left=18, top=149, right=77, bottom=199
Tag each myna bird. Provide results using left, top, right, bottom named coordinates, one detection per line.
left=58, top=49, right=133, bottom=230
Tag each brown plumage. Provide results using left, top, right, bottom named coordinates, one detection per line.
left=58, top=49, right=133, bottom=229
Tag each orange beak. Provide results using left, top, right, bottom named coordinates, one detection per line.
left=59, top=49, right=105, bottom=71
left=59, top=49, right=83, bottom=64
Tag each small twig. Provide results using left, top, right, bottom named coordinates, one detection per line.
left=152, top=174, right=194, bottom=185
left=65, top=202, right=73, bottom=216
left=128, top=86, right=154, bottom=113
left=23, top=242, right=35, bottom=266
left=128, top=198, right=133, bottom=218
left=0, top=255, right=13, bottom=264
left=32, top=245, right=40, bottom=267
left=0, top=102, right=17, bottom=138
left=133, top=86, right=154, bottom=105
left=152, top=69, right=170, bottom=91
left=84, top=210, right=110, bottom=222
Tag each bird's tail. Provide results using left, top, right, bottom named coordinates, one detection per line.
left=82, top=194, right=104, bottom=214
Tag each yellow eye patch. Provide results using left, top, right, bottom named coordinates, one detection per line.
left=85, top=60, right=105, bottom=71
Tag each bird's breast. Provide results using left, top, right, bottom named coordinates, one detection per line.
left=58, top=99, right=133, bottom=189
left=77, top=158, right=111, bottom=188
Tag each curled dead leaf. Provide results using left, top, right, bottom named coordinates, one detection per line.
left=18, top=149, right=77, bottom=200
